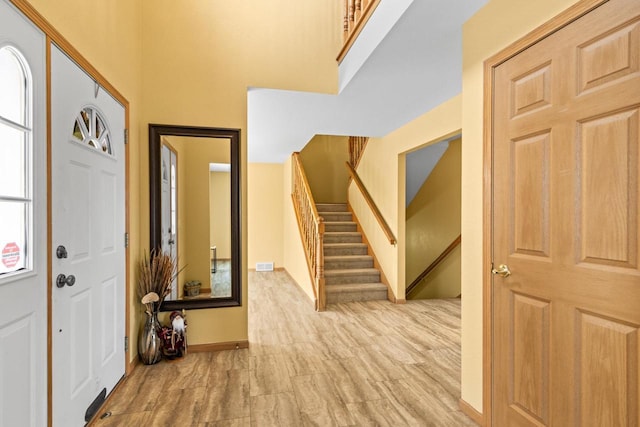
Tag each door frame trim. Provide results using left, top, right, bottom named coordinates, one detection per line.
left=7, top=2, right=131, bottom=426
left=482, top=0, right=609, bottom=424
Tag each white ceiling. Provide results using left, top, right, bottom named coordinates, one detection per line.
left=247, top=0, right=487, bottom=163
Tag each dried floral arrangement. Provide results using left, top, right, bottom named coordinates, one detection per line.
left=137, top=249, right=181, bottom=314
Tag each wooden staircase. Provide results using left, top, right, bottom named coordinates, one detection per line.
left=317, top=203, right=388, bottom=304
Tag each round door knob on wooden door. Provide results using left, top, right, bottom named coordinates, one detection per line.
left=491, top=264, right=511, bottom=277
left=56, top=274, right=76, bottom=288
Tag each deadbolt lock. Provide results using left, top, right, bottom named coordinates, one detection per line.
left=56, top=245, right=68, bottom=259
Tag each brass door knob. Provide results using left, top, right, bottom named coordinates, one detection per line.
left=491, top=264, right=511, bottom=277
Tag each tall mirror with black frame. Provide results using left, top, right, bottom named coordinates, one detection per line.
left=149, top=124, right=241, bottom=310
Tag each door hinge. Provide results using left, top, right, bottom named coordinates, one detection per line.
left=124, top=232, right=129, bottom=248
left=124, top=128, right=129, bottom=144
left=124, top=336, right=129, bottom=352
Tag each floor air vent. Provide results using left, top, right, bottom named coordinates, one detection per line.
left=256, top=262, right=274, bottom=272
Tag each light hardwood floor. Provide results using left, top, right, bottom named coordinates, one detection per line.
left=94, top=271, right=475, bottom=426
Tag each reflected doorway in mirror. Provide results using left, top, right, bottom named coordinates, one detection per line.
left=161, top=142, right=179, bottom=300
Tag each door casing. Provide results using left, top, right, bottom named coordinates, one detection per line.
left=482, top=0, right=610, bottom=424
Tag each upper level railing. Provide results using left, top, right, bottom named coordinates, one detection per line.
left=349, top=136, right=369, bottom=169
left=338, top=0, right=381, bottom=63
left=345, top=161, right=396, bottom=245
left=291, top=153, right=326, bottom=311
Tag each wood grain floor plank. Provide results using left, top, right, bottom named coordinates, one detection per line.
left=374, top=380, right=460, bottom=426
left=250, top=392, right=302, bottom=427
left=345, top=345, right=414, bottom=382
left=143, top=386, right=207, bottom=426
left=210, top=348, right=250, bottom=371
left=198, top=417, right=251, bottom=427
left=201, top=369, right=250, bottom=422
left=412, top=349, right=462, bottom=398
left=93, top=411, right=152, bottom=426
left=370, top=334, right=431, bottom=365
left=100, top=366, right=168, bottom=415
left=94, top=271, right=475, bottom=425
left=291, top=374, right=354, bottom=426
left=164, top=352, right=213, bottom=390
left=288, top=340, right=355, bottom=361
left=346, top=399, right=411, bottom=426
left=323, top=358, right=382, bottom=403
left=249, top=353, right=293, bottom=396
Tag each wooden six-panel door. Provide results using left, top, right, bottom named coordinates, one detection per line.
left=492, top=0, right=640, bottom=425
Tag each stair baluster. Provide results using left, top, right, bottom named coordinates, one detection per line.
left=291, top=153, right=326, bottom=311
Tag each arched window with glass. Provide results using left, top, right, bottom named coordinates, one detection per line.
left=0, top=46, right=32, bottom=276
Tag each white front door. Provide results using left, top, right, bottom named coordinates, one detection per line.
left=51, top=45, right=125, bottom=425
left=0, top=1, right=47, bottom=426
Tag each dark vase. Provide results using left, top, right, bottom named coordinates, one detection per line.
left=138, top=311, right=162, bottom=365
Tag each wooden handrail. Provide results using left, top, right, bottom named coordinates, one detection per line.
left=406, top=234, right=462, bottom=296
left=337, top=0, right=381, bottom=63
left=291, top=153, right=326, bottom=311
left=345, top=162, right=396, bottom=245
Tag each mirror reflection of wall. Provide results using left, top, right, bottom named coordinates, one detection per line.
left=160, top=136, right=231, bottom=301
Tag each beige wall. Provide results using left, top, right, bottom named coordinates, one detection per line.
left=210, top=172, right=231, bottom=259
left=349, top=95, right=462, bottom=299
left=406, top=138, right=461, bottom=299
left=138, top=0, right=341, bottom=347
left=299, top=135, right=350, bottom=203
left=248, top=163, right=284, bottom=269
left=460, top=0, right=582, bottom=411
